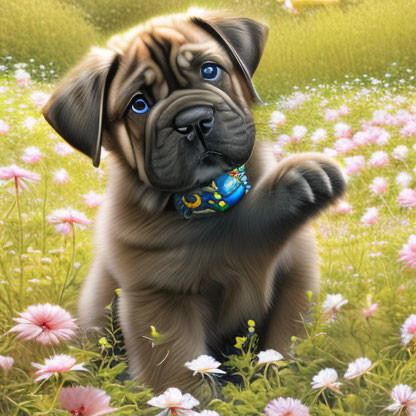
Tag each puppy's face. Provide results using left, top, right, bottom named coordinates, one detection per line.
left=43, top=11, right=268, bottom=193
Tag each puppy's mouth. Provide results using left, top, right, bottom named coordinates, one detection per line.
left=199, top=150, right=230, bottom=164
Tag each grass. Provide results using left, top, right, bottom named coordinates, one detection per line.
left=0, top=58, right=415, bottom=414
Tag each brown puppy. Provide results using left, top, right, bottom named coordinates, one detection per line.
left=43, top=10, right=346, bottom=399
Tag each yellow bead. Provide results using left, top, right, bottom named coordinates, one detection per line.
left=219, top=201, right=226, bottom=207
left=248, top=319, right=255, bottom=327
left=214, top=192, right=221, bottom=199
left=208, top=200, right=214, bottom=204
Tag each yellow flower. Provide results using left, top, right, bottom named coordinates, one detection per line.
left=247, top=319, right=255, bottom=327
left=234, top=336, right=247, bottom=349
left=115, top=288, right=122, bottom=295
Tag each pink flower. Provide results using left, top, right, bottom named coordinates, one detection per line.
left=47, top=207, right=92, bottom=235
left=392, top=145, right=409, bottom=160
left=352, top=131, right=370, bottom=147
left=0, top=164, right=40, bottom=191
left=385, top=385, right=416, bottom=414
left=344, top=357, right=373, bottom=379
left=400, top=121, right=416, bottom=137
left=272, top=144, right=284, bottom=161
left=0, top=119, right=10, bottom=135
left=369, top=177, right=388, bottom=195
left=269, top=111, right=286, bottom=129
left=0, top=355, right=14, bottom=374
left=397, top=189, right=416, bottom=207
left=54, top=142, right=75, bottom=156
left=15, top=69, right=31, bottom=86
left=22, top=146, right=42, bottom=164
left=147, top=387, right=199, bottom=415
left=361, top=207, right=379, bottom=226
left=60, top=386, right=118, bottom=416
left=291, top=125, right=307, bottom=142
left=83, top=191, right=104, bottom=208
left=372, top=110, right=394, bottom=126
left=324, top=109, right=341, bottom=121
left=338, top=105, right=350, bottom=116
left=7, top=303, right=77, bottom=345
left=401, top=314, right=416, bottom=345
left=369, top=151, right=389, bottom=168
left=310, top=128, right=327, bottom=143
left=277, top=134, right=291, bottom=146
left=334, top=138, right=355, bottom=154
left=334, top=122, right=351, bottom=139
left=363, top=295, right=378, bottom=318
left=396, top=172, right=412, bottom=188
left=311, top=368, right=342, bottom=392
left=53, top=168, right=70, bottom=184
left=345, top=156, right=365, bottom=174
left=32, top=354, right=87, bottom=381
left=30, top=91, right=50, bottom=110
left=264, top=397, right=310, bottom=416
left=334, top=200, right=352, bottom=214
left=398, top=235, right=416, bottom=270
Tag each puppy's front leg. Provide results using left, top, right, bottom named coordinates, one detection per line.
left=233, top=153, right=347, bottom=247
left=118, top=289, right=211, bottom=400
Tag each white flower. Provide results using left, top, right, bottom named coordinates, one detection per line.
left=310, top=128, right=327, bottom=143
left=344, top=357, right=373, bottom=379
left=270, top=111, right=286, bottom=128
left=311, top=368, right=342, bottom=391
left=199, top=411, right=220, bottom=416
left=147, top=388, right=199, bottom=416
left=184, top=355, right=225, bottom=376
left=292, top=125, right=307, bottom=140
left=392, top=145, right=409, bottom=160
left=396, top=172, right=412, bottom=188
left=256, top=349, right=284, bottom=365
left=385, top=385, right=416, bottom=414
left=322, top=294, right=348, bottom=321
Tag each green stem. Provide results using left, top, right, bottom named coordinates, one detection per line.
left=49, top=377, right=65, bottom=412
left=57, top=225, right=75, bottom=305
left=14, top=177, right=24, bottom=306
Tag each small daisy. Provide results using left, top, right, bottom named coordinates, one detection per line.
left=345, top=156, right=365, bottom=175
left=0, top=164, right=40, bottom=191
left=147, top=387, right=200, bottom=416
left=291, top=125, right=307, bottom=142
left=54, top=142, right=75, bottom=156
left=184, top=355, right=226, bottom=376
left=395, top=172, right=412, bottom=188
left=369, top=177, right=387, bottom=195
left=32, top=354, right=88, bottom=381
left=311, top=368, right=342, bottom=392
left=264, top=397, right=310, bottom=416
left=269, top=111, right=286, bottom=129
left=83, top=190, right=104, bottom=208
left=392, top=145, right=409, bottom=160
left=256, top=349, right=284, bottom=365
left=400, top=314, right=416, bottom=346
left=53, top=168, right=70, bottom=184
left=369, top=151, right=389, bottom=168
left=334, top=200, right=353, bottom=214
left=344, top=357, right=373, bottom=379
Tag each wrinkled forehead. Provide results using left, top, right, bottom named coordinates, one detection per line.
left=107, top=19, right=231, bottom=120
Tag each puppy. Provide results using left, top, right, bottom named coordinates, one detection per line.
left=43, top=10, right=346, bottom=399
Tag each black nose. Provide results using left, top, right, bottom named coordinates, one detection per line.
left=174, top=106, right=214, bottom=146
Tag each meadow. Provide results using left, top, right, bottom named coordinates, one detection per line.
left=1, top=0, right=416, bottom=415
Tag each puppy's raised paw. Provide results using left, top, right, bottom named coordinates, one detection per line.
left=272, top=153, right=347, bottom=217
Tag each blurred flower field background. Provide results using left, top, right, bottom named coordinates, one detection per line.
left=1, top=0, right=416, bottom=415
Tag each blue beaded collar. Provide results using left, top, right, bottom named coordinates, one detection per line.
left=173, top=165, right=251, bottom=219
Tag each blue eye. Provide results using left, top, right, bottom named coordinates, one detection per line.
left=131, top=95, right=149, bottom=114
left=201, top=62, right=220, bottom=81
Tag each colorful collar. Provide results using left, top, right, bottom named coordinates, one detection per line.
left=174, top=165, right=251, bottom=219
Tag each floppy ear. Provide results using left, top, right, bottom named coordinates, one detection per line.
left=190, top=14, right=268, bottom=103
left=42, top=48, right=119, bottom=167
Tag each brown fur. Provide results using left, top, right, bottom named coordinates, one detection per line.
left=43, top=10, right=346, bottom=401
